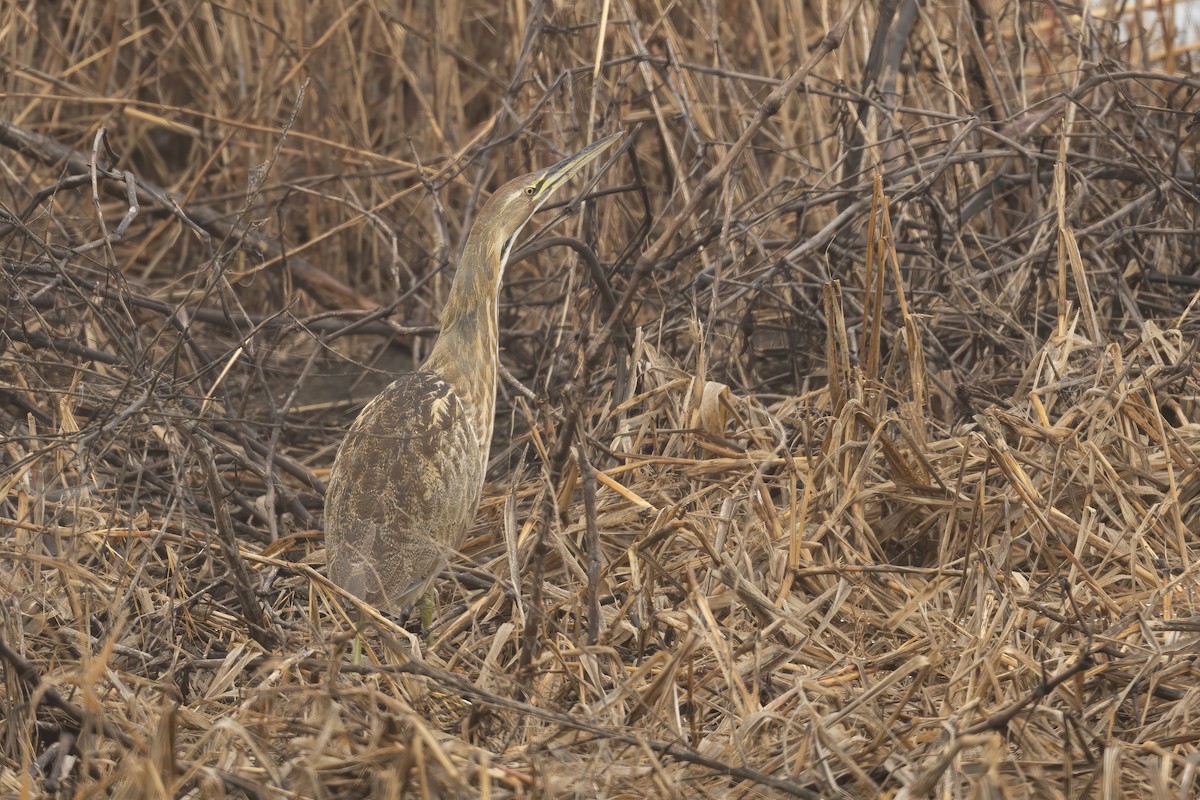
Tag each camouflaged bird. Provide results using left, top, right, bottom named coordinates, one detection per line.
left=324, top=132, right=623, bottom=616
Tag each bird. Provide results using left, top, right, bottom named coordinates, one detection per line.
left=324, top=131, right=623, bottom=627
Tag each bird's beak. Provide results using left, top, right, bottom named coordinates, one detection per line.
left=536, top=131, right=625, bottom=201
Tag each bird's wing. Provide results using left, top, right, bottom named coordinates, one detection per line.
left=324, top=371, right=483, bottom=611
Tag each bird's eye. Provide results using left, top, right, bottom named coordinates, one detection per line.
left=523, top=186, right=537, bottom=197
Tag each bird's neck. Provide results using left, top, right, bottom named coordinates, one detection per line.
left=422, top=232, right=502, bottom=454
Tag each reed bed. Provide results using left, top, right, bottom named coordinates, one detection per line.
left=3, top=0, right=1200, bottom=797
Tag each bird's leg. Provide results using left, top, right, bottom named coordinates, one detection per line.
left=421, top=584, right=435, bottom=646
left=351, top=606, right=366, bottom=664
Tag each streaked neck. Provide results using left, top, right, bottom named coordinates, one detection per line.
left=423, top=231, right=502, bottom=456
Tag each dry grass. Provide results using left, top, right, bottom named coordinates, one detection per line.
left=4, top=0, right=1200, bottom=797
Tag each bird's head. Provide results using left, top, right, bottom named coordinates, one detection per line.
left=476, top=131, right=624, bottom=272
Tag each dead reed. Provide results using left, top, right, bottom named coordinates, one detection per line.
left=3, top=1, right=1200, bottom=797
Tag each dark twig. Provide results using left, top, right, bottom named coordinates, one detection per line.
left=574, top=444, right=602, bottom=646
left=0, top=117, right=374, bottom=311
left=961, top=645, right=1097, bottom=735
left=590, top=2, right=861, bottom=361
left=378, top=639, right=824, bottom=799
left=180, top=426, right=277, bottom=648
left=0, top=631, right=134, bottom=749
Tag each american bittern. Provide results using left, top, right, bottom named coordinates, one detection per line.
left=325, top=132, right=622, bottom=622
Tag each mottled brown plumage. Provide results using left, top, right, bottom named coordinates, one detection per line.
left=325, top=132, right=622, bottom=615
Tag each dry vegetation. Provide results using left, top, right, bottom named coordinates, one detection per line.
left=4, top=0, right=1200, bottom=797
